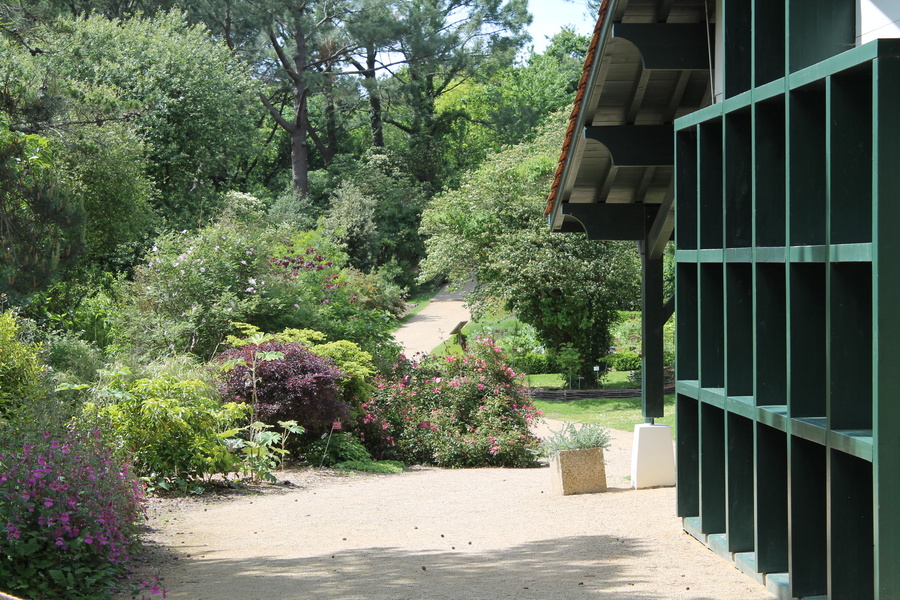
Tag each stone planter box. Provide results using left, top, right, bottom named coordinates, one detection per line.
left=548, top=447, right=607, bottom=495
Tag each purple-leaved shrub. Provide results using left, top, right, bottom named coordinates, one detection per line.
left=216, top=341, right=349, bottom=434
left=0, top=428, right=146, bottom=600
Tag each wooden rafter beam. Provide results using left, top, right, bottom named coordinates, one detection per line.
left=561, top=202, right=661, bottom=241
left=584, top=124, right=674, bottom=166
left=646, top=181, right=675, bottom=259
left=626, top=67, right=652, bottom=124
left=612, top=23, right=712, bottom=69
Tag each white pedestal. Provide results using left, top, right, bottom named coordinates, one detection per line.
left=631, top=424, right=676, bottom=489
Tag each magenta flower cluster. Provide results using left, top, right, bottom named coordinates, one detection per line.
left=0, top=429, right=146, bottom=599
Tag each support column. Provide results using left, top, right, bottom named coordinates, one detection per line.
left=642, top=249, right=665, bottom=419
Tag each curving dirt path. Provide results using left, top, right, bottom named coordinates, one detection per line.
left=132, top=422, right=774, bottom=600
left=393, top=283, right=475, bottom=357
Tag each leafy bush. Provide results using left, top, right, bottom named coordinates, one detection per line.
left=508, top=352, right=559, bottom=375
left=364, top=338, right=543, bottom=467
left=82, top=372, right=248, bottom=491
left=541, top=422, right=611, bottom=455
left=304, top=432, right=371, bottom=467
left=0, top=428, right=145, bottom=600
left=0, top=311, right=46, bottom=417
left=216, top=341, right=348, bottom=434
left=609, top=351, right=642, bottom=372
left=611, top=313, right=676, bottom=369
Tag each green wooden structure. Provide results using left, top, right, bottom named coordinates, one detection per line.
left=547, top=0, right=900, bottom=597
left=674, top=3, right=900, bottom=599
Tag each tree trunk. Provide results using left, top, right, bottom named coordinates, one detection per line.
left=365, top=47, right=384, bottom=147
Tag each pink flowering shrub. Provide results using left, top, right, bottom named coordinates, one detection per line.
left=0, top=428, right=146, bottom=600
left=362, top=338, right=543, bottom=468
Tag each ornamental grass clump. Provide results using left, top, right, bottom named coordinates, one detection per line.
left=364, top=338, right=543, bottom=468
left=541, top=422, right=612, bottom=456
left=0, top=429, right=146, bottom=600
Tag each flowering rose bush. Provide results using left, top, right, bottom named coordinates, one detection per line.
left=361, top=339, right=543, bottom=467
left=0, top=429, right=146, bottom=600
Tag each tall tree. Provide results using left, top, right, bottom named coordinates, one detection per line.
left=378, top=0, right=531, bottom=186
left=419, top=111, right=641, bottom=367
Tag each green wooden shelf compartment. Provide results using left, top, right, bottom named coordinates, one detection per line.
left=674, top=4, right=900, bottom=594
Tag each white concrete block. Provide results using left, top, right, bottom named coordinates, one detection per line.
left=631, top=424, right=676, bottom=489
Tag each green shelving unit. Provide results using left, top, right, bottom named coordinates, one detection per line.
left=674, top=1, right=900, bottom=597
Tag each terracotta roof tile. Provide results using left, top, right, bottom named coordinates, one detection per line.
left=544, top=0, right=611, bottom=217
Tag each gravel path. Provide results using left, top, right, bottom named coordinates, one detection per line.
left=133, top=422, right=774, bottom=600
left=393, top=283, right=474, bottom=356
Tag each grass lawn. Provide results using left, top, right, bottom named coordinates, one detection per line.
left=524, top=370, right=641, bottom=390
left=532, top=394, right=677, bottom=433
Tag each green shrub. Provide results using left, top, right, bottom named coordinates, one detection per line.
left=304, top=432, right=372, bottom=467
left=610, top=351, right=642, bottom=372
left=508, top=352, right=559, bottom=375
left=0, top=311, right=46, bottom=417
left=82, top=373, right=248, bottom=491
left=44, top=333, right=105, bottom=384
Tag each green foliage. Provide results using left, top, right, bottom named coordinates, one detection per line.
left=43, top=11, right=260, bottom=229
left=335, top=459, right=404, bottom=473
left=420, top=112, right=642, bottom=373
left=364, top=338, right=542, bottom=468
left=305, top=432, right=372, bottom=467
left=610, top=313, right=676, bottom=370
left=541, top=422, right=612, bottom=455
left=82, top=372, right=249, bottom=492
left=0, top=115, right=85, bottom=296
left=0, top=311, right=46, bottom=416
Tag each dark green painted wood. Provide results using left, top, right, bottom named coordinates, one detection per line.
left=789, top=436, right=827, bottom=598
left=753, top=0, right=786, bottom=86
left=700, top=264, right=725, bottom=388
left=726, top=264, right=753, bottom=397
left=561, top=203, right=659, bottom=241
left=829, top=450, right=873, bottom=599
left=829, top=263, right=872, bottom=431
left=583, top=125, right=674, bottom=165
left=788, top=87, right=826, bottom=246
left=755, top=264, right=787, bottom=406
left=699, top=119, right=723, bottom=250
left=788, top=263, right=825, bottom=418
left=642, top=253, right=665, bottom=419
left=611, top=23, right=713, bottom=70
left=700, top=403, right=726, bottom=534
left=873, top=55, right=900, bottom=599
left=756, top=424, right=789, bottom=573
left=725, top=110, right=752, bottom=248
left=753, top=98, right=786, bottom=247
left=829, top=65, right=873, bottom=245
left=676, top=263, right=699, bottom=380
left=788, top=0, right=856, bottom=73
left=726, top=413, right=754, bottom=552
left=724, top=0, right=752, bottom=97
left=676, top=128, right=698, bottom=250
left=677, top=394, right=700, bottom=518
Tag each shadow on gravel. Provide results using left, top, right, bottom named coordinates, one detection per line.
left=158, top=535, right=719, bottom=600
